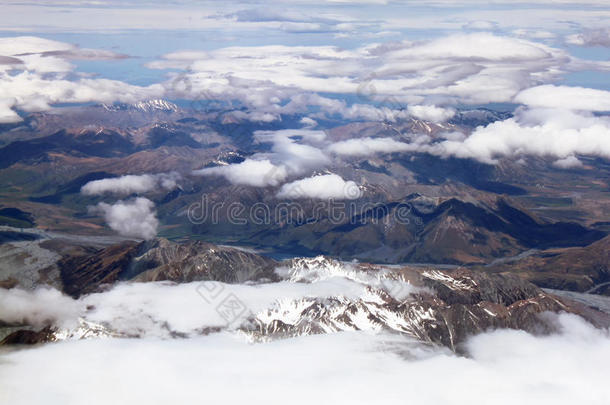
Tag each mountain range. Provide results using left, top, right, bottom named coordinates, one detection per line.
left=0, top=100, right=607, bottom=298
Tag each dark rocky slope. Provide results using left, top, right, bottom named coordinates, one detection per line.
left=59, top=238, right=279, bottom=297
left=484, top=235, right=610, bottom=295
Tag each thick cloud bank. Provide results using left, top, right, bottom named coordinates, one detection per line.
left=0, top=287, right=80, bottom=328
left=92, top=197, right=158, bottom=240
left=0, top=271, right=373, bottom=337
left=0, top=313, right=608, bottom=405
left=325, top=106, right=610, bottom=164
left=436, top=107, right=610, bottom=163
left=1, top=262, right=609, bottom=404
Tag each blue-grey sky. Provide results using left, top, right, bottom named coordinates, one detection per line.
left=1, top=1, right=609, bottom=135
left=1, top=0, right=609, bottom=86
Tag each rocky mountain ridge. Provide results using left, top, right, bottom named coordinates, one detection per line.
left=2, top=254, right=609, bottom=354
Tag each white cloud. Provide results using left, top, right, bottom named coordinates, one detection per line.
left=13, top=31, right=582, bottom=127
left=515, top=85, right=610, bottom=111
left=81, top=172, right=181, bottom=196
left=327, top=137, right=416, bottom=156
left=434, top=108, right=610, bottom=163
left=407, top=105, right=455, bottom=122
left=269, top=134, right=330, bottom=175
left=0, top=72, right=163, bottom=120
left=194, top=159, right=287, bottom=187
left=553, top=155, right=583, bottom=169
left=92, top=197, right=159, bottom=240
left=229, top=110, right=280, bottom=123
left=0, top=98, right=22, bottom=123
left=566, top=28, right=610, bottom=47
left=277, top=174, right=361, bottom=199
left=300, top=117, right=318, bottom=127
left=0, top=36, right=72, bottom=56
left=0, top=287, right=81, bottom=329
left=195, top=129, right=332, bottom=188
left=381, top=32, right=556, bottom=62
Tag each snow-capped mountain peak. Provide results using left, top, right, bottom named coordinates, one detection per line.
left=101, top=99, right=179, bottom=113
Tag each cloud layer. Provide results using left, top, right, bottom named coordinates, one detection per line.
left=150, top=32, right=590, bottom=123
left=1, top=258, right=609, bottom=405
left=324, top=102, right=610, bottom=165
left=1, top=11, right=610, bottom=173
left=0, top=36, right=161, bottom=123
left=0, top=305, right=608, bottom=405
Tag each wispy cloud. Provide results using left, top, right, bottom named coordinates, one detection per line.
left=81, top=172, right=181, bottom=196
left=566, top=28, right=610, bottom=47
left=0, top=36, right=161, bottom=123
